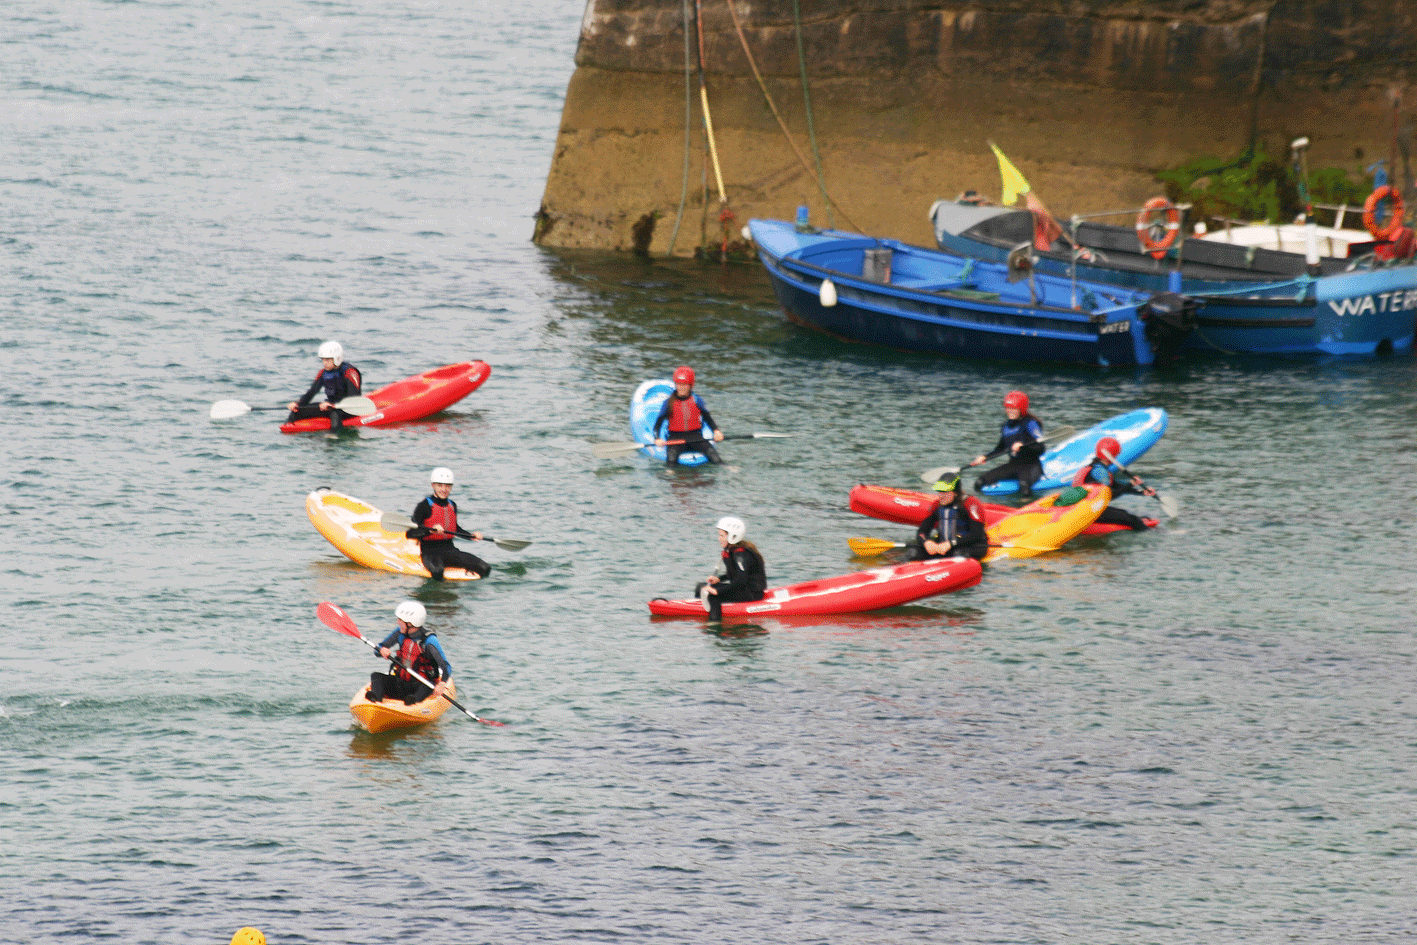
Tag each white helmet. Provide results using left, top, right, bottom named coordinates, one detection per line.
left=430, top=467, right=455, bottom=485
left=317, top=340, right=344, bottom=365
left=716, top=516, right=746, bottom=544
left=394, top=600, right=426, bottom=627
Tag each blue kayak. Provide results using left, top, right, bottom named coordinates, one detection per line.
left=979, top=407, right=1169, bottom=495
left=630, top=379, right=712, bottom=466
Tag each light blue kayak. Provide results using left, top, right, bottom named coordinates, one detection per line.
left=630, top=379, right=712, bottom=466
left=979, top=407, right=1169, bottom=495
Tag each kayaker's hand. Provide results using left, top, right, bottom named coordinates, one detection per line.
left=378, top=646, right=390, bottom=658
left=431, top=524, right=445, bottom=533
left=319, top=402, right=332, bottom=412
left=971, top=455, right=986, bottom=467
left=286, top=401, right=298, bottom=411
left=705, top=575, right=719, bottom=586
left=1010, top=442, right=1021, bottom=454
left=713, top=430, right=724, bottom=442
left=433, top=680, right=447, bottom=699
left=471, top=531, right=483, bottom=541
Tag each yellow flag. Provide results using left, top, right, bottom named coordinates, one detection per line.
left=988, top=141, right=1031, bottom=206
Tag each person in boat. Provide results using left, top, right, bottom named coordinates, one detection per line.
left=912, top=474, right=989, bottom=560
left=970, top=390, right=1045, bottom=496
left=695, top=516, right=767, bottom=621
left=367, top=600, right=451, bottom=704
left=653, top=365, right=725, bottom=465
left=286, top=340, right=362, bottom=430
left=1070, top=436, right=1156, bottom=531
left=405, top=466, right=492, bottom=580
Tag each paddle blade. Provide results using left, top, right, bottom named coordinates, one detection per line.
left=920, top=464, right=961, bottom=484
left=489, top=537, right=532, bottom=551
left=335, top=395, right=377, bottom=417
left=1158, top=493, right=1180, bottom=518
left=317, top=601, right=362, bottom=639
left=209, top=400, right=252, bottom=419
left=379, top=512, right=417, bottom=532
left=592, top=441, right=648, bottom=458
left=748, top=432, right=793, bottom=439
left=848, top=537, right=903, bottom=556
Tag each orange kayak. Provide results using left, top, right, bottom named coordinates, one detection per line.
left=349, top=678, right=457, bottom=733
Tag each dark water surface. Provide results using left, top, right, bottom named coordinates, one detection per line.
left=3, top=3, right=1415, bottom=943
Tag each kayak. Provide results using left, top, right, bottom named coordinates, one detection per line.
left=281, top=361, right=491, bottom=433
left=648, top=557, right=982, bottom=617
left=305, top=488, right=480, bottom=581
left=848, top=483, right=1155, bottom=534
left=349, top=678, right=456, bottom=733
left=629, top=379, right=712, bottom=465
left=978, top=407, right=1168, bottom=495
left=983, top=484, right=1110, bottom=562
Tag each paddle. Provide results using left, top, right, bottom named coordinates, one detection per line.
left=591, top=432, right=794, bottom=459
left=920, top=425, right=1076, bottom=484
left=377, top=513, right=532, bottom=551
left=316, top=601, right=505, bottom=727
left=209, top=395, right=377, bottom=420
left=848, top=536, right=1059, bottom=556
left=1099, top=449, right=1180, bottom=518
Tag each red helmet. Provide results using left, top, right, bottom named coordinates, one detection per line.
left=1003, top=390, right=1029, bottom=413
left=672, top=366, right=695, bottom=386
left=1096, top=436, right=1122, bottom=462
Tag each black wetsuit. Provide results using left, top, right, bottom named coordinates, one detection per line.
left=973, top=414, right=1045, bottom=495
left=408, top=495, right=492, bottom=580
left=695, top=543, right=767, bottom=620
left=1073, top=459, right=1153, bottom=531
left=911, top=497, right=989, bottom=560
left=654, top=392, right=722, bottom=465
left=287, top=362, right=362, bottom=430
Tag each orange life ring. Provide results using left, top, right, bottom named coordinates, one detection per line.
left=1136, top=197, right=1180, bottom=259
left=1362, top=185, right=1405, bottom=240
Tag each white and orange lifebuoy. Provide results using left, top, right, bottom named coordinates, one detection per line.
left=1362, top=185, right=1405, bottom=240
left=1136, top=197, right=1181, bottom=259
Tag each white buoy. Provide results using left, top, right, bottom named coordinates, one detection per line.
left=819, top=278, right=837, bottom=307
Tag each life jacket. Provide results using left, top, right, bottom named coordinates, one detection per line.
left=721, top=544, right=767, bottom=597
left=1072, top=460, right=1115, bottom=488
left=666, top=393, right=703, bottom=434
left=421, top=496, right=456, bottom=542
left=392, top=631, right=442, bottom=683
left=930, top=496, right=985, bottom=543
left=314, top=363, right=361, bottom=401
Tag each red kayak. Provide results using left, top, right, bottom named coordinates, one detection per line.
left=848, top=483, right=1155, bottom=534
left=648, top=557, right=982, bottom=618
left=281, top=361, right=491, bottom=433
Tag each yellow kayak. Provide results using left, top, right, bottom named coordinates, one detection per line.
left=983, top=484, right=1110, bottom=562
left=305, top=488, right=480, bottom=581
left=349, top=678, right=456, bottom=733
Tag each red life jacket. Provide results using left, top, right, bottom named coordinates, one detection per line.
left=422, top=497, right=456, bottom=542
left=393, top=633, right=440, bottom=682
left=667, top=394, right=703, bottom=434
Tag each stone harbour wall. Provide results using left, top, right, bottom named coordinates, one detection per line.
left=535, top=0, right=1417, bottom=256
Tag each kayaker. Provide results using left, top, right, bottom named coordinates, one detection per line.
left=367, top=600, right=452, bottom=704
left=970, top=390, right=1045, bottom=496
left=406, top=467, right=492, bottom=580
left=1071, top=436, right=1156, bottom=531
left=653, top=365, right=725, bottom=465
left=695, top=516, right=767, bottom=621
left=285, top=340, right=362, bottom=431
left=912, top=475, right=989, bottom=560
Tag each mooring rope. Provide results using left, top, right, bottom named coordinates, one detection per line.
left=666, top=0, right=694, bottom=255
left=725, top=0, right=858, bottom=232
left=791, top=0, right=835, bottom=228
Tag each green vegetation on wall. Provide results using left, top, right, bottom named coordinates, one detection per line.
left=1156, top=146, right=1374, bottom=226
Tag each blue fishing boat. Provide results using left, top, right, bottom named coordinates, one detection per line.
left=929, top=199, right=1417, bottom=356
left=748, top=218, right=1196, bottom=368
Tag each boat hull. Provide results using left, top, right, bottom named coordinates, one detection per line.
left=349, top=679, right=456, bottom=733
left=931, top=203, right=1415, bottom=356
left=281, top=361, right=491, bottom=433
left=648, top=557, right=982, bottom=618
left=305, top=488, right=480, bottom=581
left=749, top=219, right=1189, bottom=368
left=983, top=485, right=1110, bottom=562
